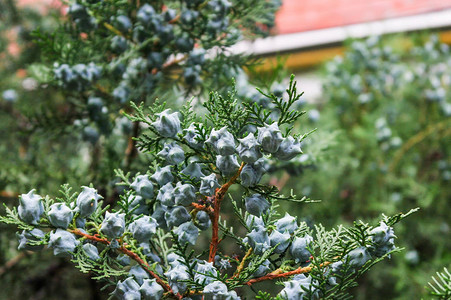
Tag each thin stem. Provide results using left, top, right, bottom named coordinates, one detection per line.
left=69, top=228, right=182, bottom=299
left=208, top=163, right=245, bottom=262
left=244, top=261, right=332, bottom=286
left=230, top=248, right=252, bottom=279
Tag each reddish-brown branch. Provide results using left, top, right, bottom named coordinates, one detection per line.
left=230, top=248, right=253, bottom=279
left=0, top=252, right=27, bottom=276
left=70, top=229, right=182, bottom=299
left=151, top=54, right=188, bottom=75
left=191, top=202, right=214, bottom=216
left=168, top=14, right=180, bottom=24
left=208, top=163, right=245, bottom=262
left=244, top=261, right=332, bottom=286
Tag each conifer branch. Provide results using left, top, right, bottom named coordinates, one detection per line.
left=69, top=228, right=182, bottom=299
left=245, top=261, right=332, bottom=286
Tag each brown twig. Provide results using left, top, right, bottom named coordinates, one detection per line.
left=0, top=190, right=19, bottom=198
left=208, top=163, right=245, bottom=262
left=0, top=252, right=28, bottom=276
left=69, top=228, right=182, bottom=299
left=244, top=261, right=332, bottom=286
left=151, top=54, right=188, bottom=75
left=168, top=14, right=180, bottom=24
left=190, top=202, right=214, bottom=216
left=230, top=248, right=253, bottom=279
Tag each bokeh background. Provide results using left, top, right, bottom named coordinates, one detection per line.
left=0, top=0, right=450, bottom=299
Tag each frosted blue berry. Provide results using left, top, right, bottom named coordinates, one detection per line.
left=199, top=174, right=220, bottom=196
left=175, top=221, right=199, bottom=245
left=180, top=9, right=199, bottom=25
left=181, top=162, right=206, bottom=179
left=127, top=194, right=149, bottom=215
left=131, top=175, right=154, bottom=199
left=129, top=216, right=158, bottom=243
left=279, top=274, right=318, bottom=300
left=269, top=230, right=291, bottom=254
left=76, top=186, right=102, bottom=218
left=151, top=166, right=174, bottom=186
left=113, top=83, right=130, bottom=103
left=48, top=229, right=80, bottom=257
left=183, top=65, right=201, bottom=85
left=289, top=235, right=313, bottom=263
left=151, top=109, right=181, bottom=138
left=369, top=222, right=396, bottom=257
left=100, top=212, right=125, bottom=239
left=165, top=265, right=190, bottom=294
left=245, top=215, right=265, bottom=229
left=188, top=48, right=206, bottom=65
left=152, top=203, right=168, bottom=229
left=68, top=3, right=87, bottom=19
left=184, top=123, right=203, bottom=149
left=129, top=265, right=149, bottom=285
left=257, top=122, right=283, bottom=153
left=17, top=229, right=45, bottom=251
left=206, top=127, right=236, bottom=155
left=158, top=142, right=185, bottom=165
left=245, top=194, right=270, bottom=216
left=117, top=254, right=131, bottom=266
left=252, top=259, right=270, bottom=277
left=165, top=206, right=191, bottom=228
left=370, top=222, right=395, bottom=244
left=110, top=36, right=128, bottom=53
left=75, top=217, right=86, bottom=229
left=18, top=189, right=44, bottom=225
left=156, top=183, right=175, bottom=206
left=308, top=109, right=320, bottom=122
left=202, top=281, right=228, bottom=299
left=167, top=253, right=183, bottom=267
left=164, top=8, right=177, bottom=21
left=147, top=51, right=164, bottom=69
left=82, top=243, right=100, bottom=261
left=175, top=35, right=195, bottom=52
left=196, top=211, right=211, bottom=230
left=194, top=260, right=218, bottom=284
left=275, top=213, right=298, bottom=234
left=2, top=89, right=18, bottom=102
left=48, top=203, right=73, bottom=229
left=123, top=291, right=141, bottom=300
left=113, top=15, right=132, bottom=32
left=247, top=225, right=271, bottom=255
left=82, top=126, right=99, bottom=144
left=274, top=136, right=302, bottom=161
left=87, top=96, right=104, bottom=118
left=214, top=256, right=231, bottom=270
left=174, top=182, right=197, bottom=206
left=216, top=155, right=240, bottom=176
left=139, top=242, right=162, bottom=265
left=137, top=4, right=156, bottom=25
left=114, top=277, right=140, bottom=299
left=237, top=133, right=262, bottom=163
left=139, top=279, right=164, bottom=300
left=240, top=159, right=266, bottom=187
left=346, top=247, right=372, bottom=269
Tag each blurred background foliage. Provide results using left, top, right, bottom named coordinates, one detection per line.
left=274, top=34, right=450, bottom=299
left=0, top=0, right=449, bottom=299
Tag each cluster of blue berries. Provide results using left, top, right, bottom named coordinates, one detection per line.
left=9, top=82, right=404, bottom=299
left=2, top=89, right=18, bottom=102
left=53, top=62, right=102, bottom=92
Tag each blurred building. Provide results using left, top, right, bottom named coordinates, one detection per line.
left=235, top=0, right=451, bottom=99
